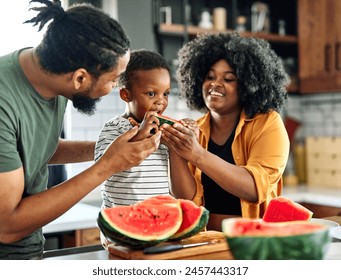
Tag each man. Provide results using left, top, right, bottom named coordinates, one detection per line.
left=0, top=0, right=161, bottom=259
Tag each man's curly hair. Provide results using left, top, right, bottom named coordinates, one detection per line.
left=176, top=32, right=289, bottom=118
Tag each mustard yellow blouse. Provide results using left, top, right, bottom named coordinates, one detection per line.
left=189, top=110, right=290, bottom=218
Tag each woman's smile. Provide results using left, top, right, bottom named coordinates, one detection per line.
left=208, top=88, right=225, bottom=97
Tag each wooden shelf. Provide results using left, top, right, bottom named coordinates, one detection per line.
left=158, top=23, right=298, bottom=44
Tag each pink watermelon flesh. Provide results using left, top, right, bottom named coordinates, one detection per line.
left=262, top=196, right=313, bottom=222
left=226, top=218, right=325, bottom=237
left=139, top=194, right=178, bottom=205
left=171, top=199, right=204, bottom=238
left=102, top=197, right=182, bottom=240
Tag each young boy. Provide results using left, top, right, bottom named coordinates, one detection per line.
left=95, top=49, right=195, bottom=208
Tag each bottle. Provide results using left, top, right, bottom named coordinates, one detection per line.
left=278, top=19, right=286, bottom=36
left=213, top=7, right=227, bottom=31
left=199, top=9, right=213, bottom=29
left=236, top=16, right=247, bottom=32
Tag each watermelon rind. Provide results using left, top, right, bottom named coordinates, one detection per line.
left=97, top=212, right=166, bottom=249
left=169, top=204, right=209, bottom=241
left=156, top=115, right=177, bottom=126
left=222, top=218, right=331, bottom=260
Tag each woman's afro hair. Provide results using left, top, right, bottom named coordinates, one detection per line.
left=176, top=32, right=290, bottom=118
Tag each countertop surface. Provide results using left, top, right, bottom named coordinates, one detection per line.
left=283, top=185, right=341, bottom=207
left=43, top=216, right=341, bottom=260
left=43, top=243, right=341, bottom=260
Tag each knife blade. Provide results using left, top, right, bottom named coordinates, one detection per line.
left=143, top=241, right=212, bottom=254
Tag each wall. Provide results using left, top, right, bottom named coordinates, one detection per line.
left=286, top=93, right=341, bottom=139
left=117, top=0, right=156, bottom=50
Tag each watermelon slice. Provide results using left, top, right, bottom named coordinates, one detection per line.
left=156, top=114, right=179, bottom=126
left=169, top=199, right=209, bottom=241
left=262, top=196, right=313, bottom=222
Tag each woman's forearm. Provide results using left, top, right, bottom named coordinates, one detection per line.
left=169, top=149, right=196, bottom=200
left=193, top=151, right=258, bottom=203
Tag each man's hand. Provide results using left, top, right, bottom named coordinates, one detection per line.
left=97, top=126, right=162, bottom=176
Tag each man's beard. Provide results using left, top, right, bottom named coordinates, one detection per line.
left=72, top=93, right=100, bottom=116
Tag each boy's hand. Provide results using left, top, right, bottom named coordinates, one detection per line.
left=127, top=117, right=139, bottom=127
left=130, top=112, right=159, bottom=142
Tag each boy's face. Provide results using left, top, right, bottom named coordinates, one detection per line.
left=122, top=68, right=171, bottom=122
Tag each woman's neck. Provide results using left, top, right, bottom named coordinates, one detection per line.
left=210, top=110, right=240, bottom=145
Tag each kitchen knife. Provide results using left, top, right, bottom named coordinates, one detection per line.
left=143, top=241, right=212, bottom=254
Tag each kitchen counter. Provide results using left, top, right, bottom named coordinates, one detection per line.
left=43, top=216, right=341, bottom=260
left=283, top=185, right=341, bottom=208
left=43, top=243, right=341, bottom=260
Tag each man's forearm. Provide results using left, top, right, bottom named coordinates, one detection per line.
left=48, top=139, right=96, bottom=164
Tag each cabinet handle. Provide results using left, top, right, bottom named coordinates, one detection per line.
left=336, top=42, right=341, bottom=71
left=325, top=44, right=332, bottom=72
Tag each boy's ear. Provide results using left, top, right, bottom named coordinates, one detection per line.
left=119, top=88, right=131, bottom=102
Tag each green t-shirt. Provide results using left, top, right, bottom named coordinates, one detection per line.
left=0, top=49, right=68, bottom=259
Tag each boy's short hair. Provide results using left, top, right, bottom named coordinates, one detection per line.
left=119, top=49, right=170, bottom=89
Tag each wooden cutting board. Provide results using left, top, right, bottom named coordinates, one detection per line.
left=106, top=230, right=231, bottom=260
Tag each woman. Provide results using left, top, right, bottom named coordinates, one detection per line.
left=161, top=32, right=290, bottom=231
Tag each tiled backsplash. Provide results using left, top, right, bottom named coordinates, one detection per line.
left=64, top=89, right=341, bottom=202
left=285, top=93, right=341, bottom=139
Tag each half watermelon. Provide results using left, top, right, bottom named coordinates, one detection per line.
left=98, top=195, right=182, bottom=249
left=222, top=218, right=331, bottom=260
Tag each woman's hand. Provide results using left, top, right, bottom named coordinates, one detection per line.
left=160, top=122, right=203, bottom=163
left=179, top=118, right=199, bottom=139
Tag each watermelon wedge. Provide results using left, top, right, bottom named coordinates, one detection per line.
left=156, top=114, right=179, bottom=126
left=262, top=196, right=313, bottom=222
left=169, top=199, right=209, bottom=241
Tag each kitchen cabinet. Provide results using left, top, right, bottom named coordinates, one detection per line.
left=153, top=0, right=299, bottom=93
left=75, top=228, right=101, bottom=247
left=298, top=0, right=341, bottom=93
left=44, top=228, right=101, bottom=249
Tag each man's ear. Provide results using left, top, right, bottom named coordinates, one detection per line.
left=120, top=88, right=131, bottom=102
left=72, top=68, right=91, bottom=90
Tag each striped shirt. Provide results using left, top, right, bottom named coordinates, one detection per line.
left=94, top=116, right=170, bottom=208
